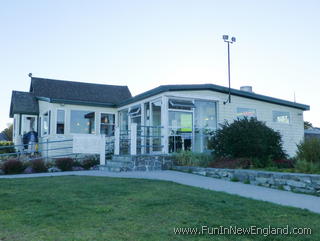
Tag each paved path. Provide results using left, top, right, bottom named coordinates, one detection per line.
left=1, top=170, right=320, bottom=214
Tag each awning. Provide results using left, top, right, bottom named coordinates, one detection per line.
left=129, top=106, right=141, bottom=116
left=169, top=99, right=195, bottom=109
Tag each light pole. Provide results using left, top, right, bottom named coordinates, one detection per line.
left=222, top=35, right=236, bottom=104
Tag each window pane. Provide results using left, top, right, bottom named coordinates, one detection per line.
left=119, top=109, right=128, bottom=131
left=70, top=110, right=95, bottom=134
left=195, top=100, right=217, bottom=129
left=100, top=113, right=115, bottom=136
left=169, top=111, right=193, bottom=153
left=194, top=100, right=217, bottom=152
left=237, top=107, right=256, bottom=119
left=273, top=111, right=290, bottom=124
left=43, top=112, right=49, bottom=135
left=151, top=101, right=162, bottom=151
left=57, top=110, right=65, bottom=134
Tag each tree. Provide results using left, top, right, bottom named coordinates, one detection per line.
left=304, top=121, right=313, bottom=130
left=1, top=124, right=13, bottom=141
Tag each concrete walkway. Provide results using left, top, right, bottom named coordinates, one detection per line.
left=1, top=170, right=320, bottom=214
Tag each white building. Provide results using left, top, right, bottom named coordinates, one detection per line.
left=10, top=77, right=309, bottom=157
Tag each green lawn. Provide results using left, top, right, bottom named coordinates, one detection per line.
left=0, top=176, right=319, bottom=241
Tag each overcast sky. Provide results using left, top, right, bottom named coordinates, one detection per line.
left=1, top=0, right=319, bottom=131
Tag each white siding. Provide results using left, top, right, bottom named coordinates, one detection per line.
left=166, top=90, right=304, bottom=157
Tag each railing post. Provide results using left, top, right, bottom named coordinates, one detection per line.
left=100, top=135, right=106, bottom=165
left=114, top=127, right=120, bottom=155
left=130, top=123, right=137, bottom=155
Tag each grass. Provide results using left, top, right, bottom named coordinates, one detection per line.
left=0, top=176, right=319, bottom=241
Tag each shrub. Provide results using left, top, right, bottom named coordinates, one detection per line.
left=30, top=159, right=48, bottom=173
left=294, top=159, right=320, bottom=174
left=81, top=158, right=100, bottom=170
left=296, top=138, right=320, bottom=164
left=2, top=159, right=24, bottom=174
left=208, top=118, right=286, bottom=167
left=0, top=141, right=14, bottom=154
left=208, top=157, right=251, bottom=169
left=272, top=159, right=295, bottom=169
left=172, top=151, right=212, bottom=167
left=55, top=158, right=74, bottom=171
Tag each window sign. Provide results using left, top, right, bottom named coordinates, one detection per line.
left=237, top=108, right=256, bottom=119
left=273, top=111, right=290, bottom=124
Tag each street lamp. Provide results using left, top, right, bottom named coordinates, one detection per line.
left=222, top=35, right=236, bottom=104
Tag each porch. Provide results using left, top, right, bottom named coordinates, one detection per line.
left=114, top=96, right=218, bottom=156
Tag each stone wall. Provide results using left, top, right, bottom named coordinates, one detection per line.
left=173, top=166, right=320, bottom=195
left=131, top=155, right=173, bottom=171
left=102, top=155, right=173, bottom=172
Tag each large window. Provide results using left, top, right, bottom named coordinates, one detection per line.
left=273, top=111, right=290, bottom=124
left=56, top=110, right=65, bottom=134
left=70, top=110, right=95, bottom=134
left=100, top=113, right=115, bottom=136
left=194, top=100, right=217, bottom=152
left=237, top=107, right=256, bottom=119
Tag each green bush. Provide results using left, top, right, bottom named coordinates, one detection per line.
left=172, top=151, right=212, bottom=167
left=294, top=159, right=320, bottom=174
left=0, top=141, right=14, bottom=154
left=2, top=159, right=24, bottom=174
left=55, top=158, right=74, bottom=171
left=208, top=118, right=286, bottom=167
left=81, top=158, right=99, bottom=170
left=30, top=159, right=48, bottom=173
left=296, top=138, right=320, bottom=164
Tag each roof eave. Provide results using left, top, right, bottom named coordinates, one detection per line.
left=118, top=85, right=310, bottom=111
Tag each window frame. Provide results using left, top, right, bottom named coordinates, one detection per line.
left=100, top=113, right=116, bottom=136
left=56, top=109, right=66, bottom=135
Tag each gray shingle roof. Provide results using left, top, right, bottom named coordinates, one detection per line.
left=9, top=91, right=39, bottom=117
left=30, top=77, right=132, bottom=106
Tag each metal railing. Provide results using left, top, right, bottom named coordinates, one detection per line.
left=137, top=125, right=164, bottom=155
left=0, top=139, right=74, bottom=162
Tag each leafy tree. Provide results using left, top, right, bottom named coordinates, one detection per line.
left=1, top=124, right=13, bottom=141
left=304, top=121, right=313, bottom=130
left=208, top=118, right=286, bottom=167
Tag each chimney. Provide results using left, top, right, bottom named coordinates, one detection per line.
left=240, top=86, right=253, bottom=93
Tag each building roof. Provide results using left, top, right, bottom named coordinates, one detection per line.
left=30, top=77, right=132, bottom=107
left=9, top=91, right=39, bottom=118
left=305, top=128, right=320, bottom=135
left=119, top=84, right=310, bottom=110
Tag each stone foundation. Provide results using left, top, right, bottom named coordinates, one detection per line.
left=173, top=166, right=320, bottom=195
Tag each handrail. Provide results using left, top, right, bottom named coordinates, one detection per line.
left=0, top=139, right=73, bottom=150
